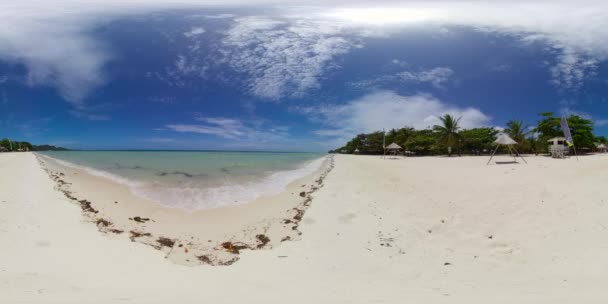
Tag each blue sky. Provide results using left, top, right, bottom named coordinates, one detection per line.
left=1, top=1, right=608, bottom=151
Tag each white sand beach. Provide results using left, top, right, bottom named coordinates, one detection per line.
left=2, top=152, right=608, bottom=303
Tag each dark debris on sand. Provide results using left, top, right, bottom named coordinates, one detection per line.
left=156, top=237, right=176, bottom=248
left=79, top=199, right=98, bottom=214
left=96, top=218, right=112, bottom=227
left=130, top=216, right=150, bottom=223
left=256, top=234, right=271, bottom=249
left=129, top=230, right=152, bottom=241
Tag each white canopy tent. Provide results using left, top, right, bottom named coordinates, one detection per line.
left=487, top=133, right=527, bottom=165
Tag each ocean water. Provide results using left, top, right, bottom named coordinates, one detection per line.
left=37, top=151, right=326, bottom=210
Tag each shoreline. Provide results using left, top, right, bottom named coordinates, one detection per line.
left=35, top=153, right=335, bottom=266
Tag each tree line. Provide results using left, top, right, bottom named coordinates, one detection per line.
left=331, top=112, right=606, bottom=156
left=0, top=138, right=68, bottom=152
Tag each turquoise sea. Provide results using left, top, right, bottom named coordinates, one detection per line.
left=37, top=151, right=325, bottom=210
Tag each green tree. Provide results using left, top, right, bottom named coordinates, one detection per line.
left=433, top=114, right=461, bottom=156
left=504, top=120, right=529, bottom=153
left=459, top=128, right=499, bottom=155
left=343, top=134, right=366, bottom=154
left=0, top=138, right=11, bottom=151
left=596, top=136, right=608, bottom=144
left=526, top=136, right=543, bottom=155
left=362, top=131, right=385, bottom=154
left=19, top=141, right=33, bottom=151
left=534, top=112, right=595, bottom=152
left=534, top=112, right=561, bottom=144
left=405, top=129, right=438, bottom=155
left=568, top=115, right=595, bottom=149
left=385, top=127, right=415, bottom=149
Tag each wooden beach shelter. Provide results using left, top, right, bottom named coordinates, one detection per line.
left=486, top=133, right=527, bottom=165
left=385, top=142, right=403, bottom=156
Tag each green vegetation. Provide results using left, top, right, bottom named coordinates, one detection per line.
left=331, top=112, right=600, bottom=155
left=0, top=139, right=32, bottom=151
left=31, top=145, right=69, bottom=151
left=433, top=114, right=461, bottom=156
left=0, top=138, right=68, bottom=152
left=534, top=113, right=595, bottom=150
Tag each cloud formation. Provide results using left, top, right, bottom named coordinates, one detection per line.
left=319, top=1, right=608, bottom=90
left=397, top=67, right=454, bottom=89
left=218, top=16, right=355, bottom=100
left=293, top=90, right=491, bottom=145
left=351, top=66, right=454, bottom=90
left=184, top=27, right=206, bottom=37
left=166, top=115, right=289, bottom=141
left=1, top=0, right=608, bottom=105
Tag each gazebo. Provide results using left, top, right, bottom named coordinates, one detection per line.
left=385, top=142, right=403, bottom=156
left=487, top=133, right=527, bottom=165
left=597, top=143, right=607, bottom=153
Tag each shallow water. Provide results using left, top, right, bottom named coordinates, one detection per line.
left=37, top=151, right=325, bottom=210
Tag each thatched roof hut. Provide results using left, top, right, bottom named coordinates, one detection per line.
left=385, top=143, right=402, bottom=150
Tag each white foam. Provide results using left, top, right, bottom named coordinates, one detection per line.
left=133, top=156, right=327, bottom=210
left=37, top=154, right=141, bottom=187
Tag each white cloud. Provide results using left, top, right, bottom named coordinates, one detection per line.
left=202, top=14, right=237, bottom=19
left=350, top=66, right=454, bottom=90
left=166, top=123, right=243, bottom=139
left=219, top=16, right=355, bottom=100
left=397, top=67, right=453, bottom=88
left=317, top=1, right=608, bottom=90
left=550, top=47, right=598, bottom=90
left=2, top=0, right=608, bottom=105
left=166, top=115, right=289, bottom=141
left=295, top=90, right=491, bottom=144
left=184, top=26, right=206, bottom=37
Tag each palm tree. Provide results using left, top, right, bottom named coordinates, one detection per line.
left=433, top=114, right=461, bottom=156
left=504, top=120, right=529, bottom=154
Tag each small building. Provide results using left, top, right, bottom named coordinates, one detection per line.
left=0, top=146, right=7, bottom=152
left=548, top=137, right=566, bottom=146
left=548, top=137, right=568, bottom=158
left=354, top=148, right=360, bottom=154
left=596, top=143, right=607, bottom=153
